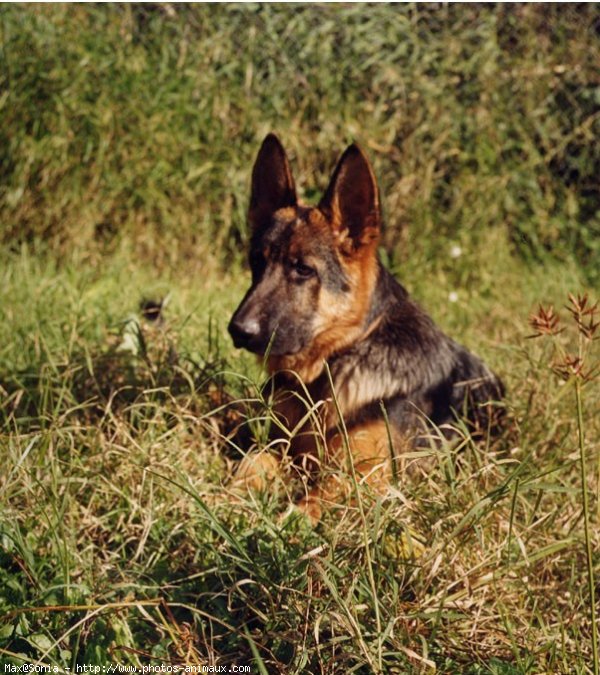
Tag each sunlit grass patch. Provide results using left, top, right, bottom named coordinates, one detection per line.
left=0, top=242, right=597, bottom=670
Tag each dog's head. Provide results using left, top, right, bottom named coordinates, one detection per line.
left=228, top=134, right=382, bottom=377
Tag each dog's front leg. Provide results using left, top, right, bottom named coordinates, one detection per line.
left=295, top=420, right=396, bottom=523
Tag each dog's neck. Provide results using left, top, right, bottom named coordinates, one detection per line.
left=266, top=263, right=451, bottom=430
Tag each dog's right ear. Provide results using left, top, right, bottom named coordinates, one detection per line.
left=319, top=144, right=381, bottom=252
left=249, top=134, right=297, bottom=230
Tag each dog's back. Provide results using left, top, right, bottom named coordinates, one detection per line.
left=324, top=261, right=504, bottom=441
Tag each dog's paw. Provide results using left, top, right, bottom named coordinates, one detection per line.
left=231, top=450, right=283, bottom=493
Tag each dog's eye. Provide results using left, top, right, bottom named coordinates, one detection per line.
left=291, top=260, right=316, bottom=280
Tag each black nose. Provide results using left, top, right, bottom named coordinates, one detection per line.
left=228, top=315, right=261, bottom=349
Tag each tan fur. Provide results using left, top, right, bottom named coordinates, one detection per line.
left=329, top=350, right=407, bottom=422
left=267, top=217, right=380, bottom=385
left=232, top=450, right=284, bottom=493
left=296, top=420, right=397, bottom=523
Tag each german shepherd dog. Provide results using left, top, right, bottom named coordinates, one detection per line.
left=228, top=134, right=504, bottom=522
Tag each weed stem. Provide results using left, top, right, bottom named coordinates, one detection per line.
left=576, top=379, right=598, bottom=674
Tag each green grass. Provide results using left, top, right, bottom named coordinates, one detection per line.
left=1, top=239, right=598, bottom=672
left=1, top=4, right=599, bottom=673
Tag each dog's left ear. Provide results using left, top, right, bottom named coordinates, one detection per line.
left=249, top=134, right=297, bottom=232
left=319, top=144, right=381, bottom=250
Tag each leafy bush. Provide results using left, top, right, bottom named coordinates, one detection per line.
left=1, top=5, right=598, bottom=278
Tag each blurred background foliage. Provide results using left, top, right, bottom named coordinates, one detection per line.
left=0, top=3, right=599, bottom=279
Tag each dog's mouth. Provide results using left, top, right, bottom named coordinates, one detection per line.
left=238, top=339, right=268, bottom=356
left=234, top=337, right=304, bottom=359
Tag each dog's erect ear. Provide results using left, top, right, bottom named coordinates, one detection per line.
left=319, top=144, right=380, bottom=250
left=249, top=134, right=297, bottom=230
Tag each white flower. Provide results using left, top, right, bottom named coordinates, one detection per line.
left=450, top=245, right=462, bottom=259
left=448, top=291, right=459, bottom=303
